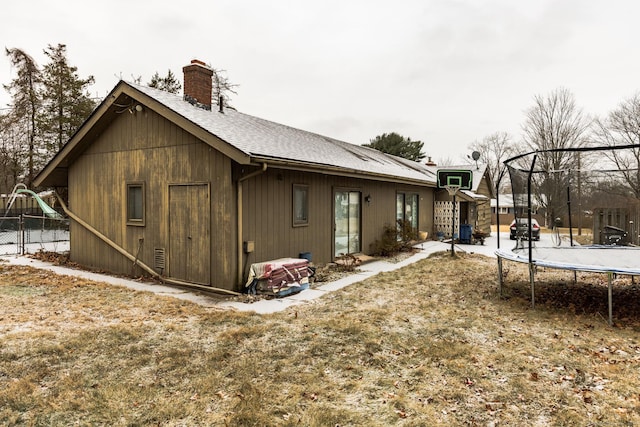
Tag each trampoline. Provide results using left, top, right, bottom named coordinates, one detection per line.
left=497, top=245, right=640, bottom=275
left=495, top=144, right=640, bottom=325
left=496, top=245, right=640, bottom=326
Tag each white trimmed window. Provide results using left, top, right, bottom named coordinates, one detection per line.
left=293, top=184, right=309, bottom=226
left=127, top=182, right=145, bottom=226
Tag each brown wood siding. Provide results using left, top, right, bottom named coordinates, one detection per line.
left=476, top=177, right=492, bottom=234
left=68, top=108, right=236, bottom=288
left=240, top=168, right=434, bottom=282
left=67, top=106, right=436, bottom=290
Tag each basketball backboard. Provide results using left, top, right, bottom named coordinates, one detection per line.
left=436, top=169, right=473, bottom=190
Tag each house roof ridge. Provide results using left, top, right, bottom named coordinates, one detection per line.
left=129, top=81, right=436, bottom=185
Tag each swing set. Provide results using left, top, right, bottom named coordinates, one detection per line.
left=0, top=184, right=68, bottom=254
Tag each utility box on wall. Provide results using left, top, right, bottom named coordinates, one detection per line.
left=243, top=241, right=255, bottom=253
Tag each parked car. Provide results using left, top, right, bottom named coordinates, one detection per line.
left=509, top=218, right=540, bottom=240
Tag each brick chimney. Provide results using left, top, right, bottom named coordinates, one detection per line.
left=183, top=59, right=213, bottom=110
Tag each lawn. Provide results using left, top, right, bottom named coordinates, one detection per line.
left=1, top=252, right=639, bottom=426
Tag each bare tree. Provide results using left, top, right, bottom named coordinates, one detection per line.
left=592, top=93, right=640, bottom=198
left=435, top=156, right=455, bottom=168
left=212, top=68, right=238, bottom=108
left=468, top=131, right=514, bottom=193
left=520, top=88, right=590, bottom=225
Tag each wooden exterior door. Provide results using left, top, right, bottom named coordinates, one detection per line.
left=169, top=184, right=211, bottom=284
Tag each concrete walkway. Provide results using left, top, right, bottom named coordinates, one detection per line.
left=0, top=237, right=500, bottom=314
left=219, top=239, right=498, bottom=313
left=1, top=254, right=224, bottom=308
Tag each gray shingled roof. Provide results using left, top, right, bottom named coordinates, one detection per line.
left=132, top=83, right=436, bottom=185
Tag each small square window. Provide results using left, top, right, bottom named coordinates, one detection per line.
left=293, top=184, right=309, bottom=226
left=127, top=183, right=145, bottom=226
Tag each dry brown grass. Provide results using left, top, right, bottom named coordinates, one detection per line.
left=1, top=254, right=640, bottom=426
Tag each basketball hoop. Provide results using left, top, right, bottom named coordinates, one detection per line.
left=444, top=185, right=460, bottom=196
left=436, top=169, right=472, bottom=257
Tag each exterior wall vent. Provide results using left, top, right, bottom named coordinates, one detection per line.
left=154, top=248, right=166, bottom=272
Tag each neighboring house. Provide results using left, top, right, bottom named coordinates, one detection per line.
left=35, top=59, right=438, bottom=291
left=491, top=194, right=516, bottom=226
left=491, top=193, right=545, bottom=227
left=433, top=164, right=494, bottom=238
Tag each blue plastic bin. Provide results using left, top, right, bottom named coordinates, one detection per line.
left=460, top=224, right=472, bottom=244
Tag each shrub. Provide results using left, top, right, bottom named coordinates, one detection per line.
left=334, top=253, right=361, bottom=272
left=370, top=220, right=416, bottom=257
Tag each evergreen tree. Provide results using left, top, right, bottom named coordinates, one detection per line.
left=148, top=69, right=181, bottom=94
left=40, top=43, right=96, bottom=152
left=0, top=113, right=25, bottom=193
left=363, top=132, right=425, bottom=161
left=3, top=47, right=42, bottom=188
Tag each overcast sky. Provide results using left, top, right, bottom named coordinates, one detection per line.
left=2, top=0, right=640, bottom=163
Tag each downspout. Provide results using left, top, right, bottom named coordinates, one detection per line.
left=237, top=163, right=268, bottom=287
left=55, top=192, right=241, bottom=296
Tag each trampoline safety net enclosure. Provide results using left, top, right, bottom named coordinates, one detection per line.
left=496, top=144, right=640, bottom=325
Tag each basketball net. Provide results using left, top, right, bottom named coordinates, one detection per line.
left=444, top=185, right=460, bottom=196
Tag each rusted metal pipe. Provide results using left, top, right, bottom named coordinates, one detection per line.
left=55, top=192, right=241, bottom=296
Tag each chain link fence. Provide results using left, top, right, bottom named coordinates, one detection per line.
left=0, top=214, right=70, bottom=255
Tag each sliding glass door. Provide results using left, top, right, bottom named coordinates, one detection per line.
left=396, top=192, right=419, bottom=235
left=334, top=190, right=361, bottom=257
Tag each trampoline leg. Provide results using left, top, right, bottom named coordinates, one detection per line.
left=607, top=272, right=613, bottom=327
left=529, top=264, right=535, bottom=309
left=497, top=257, right=503, bottom=296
